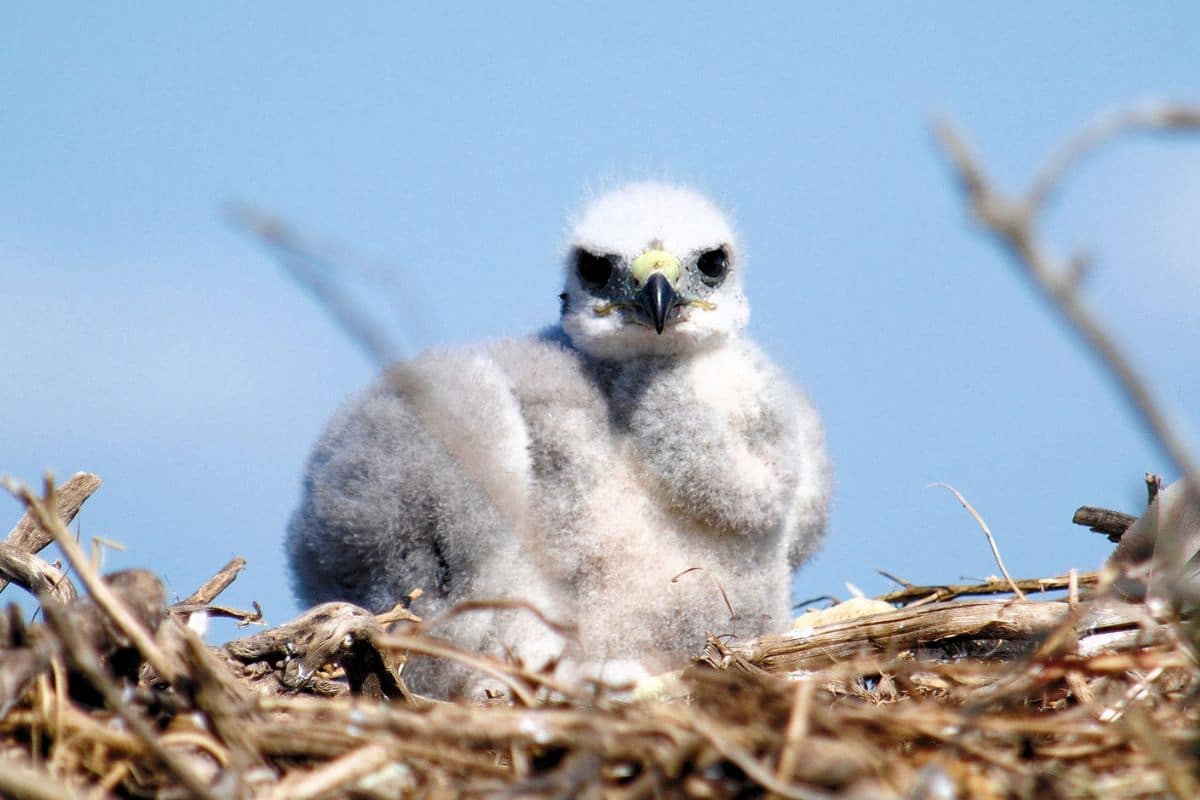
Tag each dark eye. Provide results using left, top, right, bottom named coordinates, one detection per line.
left=574, top=249, right=614, bottom=289
left=696, top=247, right=729, bottom=281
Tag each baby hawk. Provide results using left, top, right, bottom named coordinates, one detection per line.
left=287, top=182, right=831, bottom=698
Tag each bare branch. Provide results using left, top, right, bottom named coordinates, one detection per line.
left=0, top=758, right=83, bottom=800
left=0, top=542, right=76, bottom=605
left=1028, top=102, right=1200, bottom=211
left=182, top=556, right=247, bottom=606
left=170, top=601, right=264, bottom=627
left=379, top=632, right=541, bottom=705
left=1072, top=506, right=1137, bottom=542
left=0, top=471, right=100, bottom=595
left=2, top=476, right=177, bottom=683
left=265, top=742, right=394, bottom=800
left=704, top=598, right=1156, bottom=674
left=227, top=204, right=401, bottom=368
left=1146, top=472, right=1163, bottom=504
left=927, top=483, right=1026, bottom=599
left=934, top=102, right=1200, bottom=539
left=1122, top=705, right=1200, bottom=799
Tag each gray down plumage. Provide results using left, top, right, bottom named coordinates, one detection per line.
left=287, top=182, right=832, bottom=698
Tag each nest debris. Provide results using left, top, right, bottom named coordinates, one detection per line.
left=0, top=474, right=1197, bottom=799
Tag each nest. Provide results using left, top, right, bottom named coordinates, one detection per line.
left=1, top=474, right=1197, bottom=799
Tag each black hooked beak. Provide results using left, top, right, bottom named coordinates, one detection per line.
left=637, top=272, right=680, bottom=335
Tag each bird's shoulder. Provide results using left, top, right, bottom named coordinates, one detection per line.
left=322, top=329, right=601, bottom=443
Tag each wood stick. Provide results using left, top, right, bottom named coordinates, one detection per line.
left=3, top=478, right=176, bottom=683
left=265, top=742, right=394, bottom=800
left=874, top=571, right=1099, bottom=605
left=0, top=542, right=77, bottom=605
left=1122, top=705, right=1200, bottom=799
left=0, top=757, right=83, bottom=800
left=0, top=471, right=100, bottom=595
left=928, top=483, right=1026, bottom=599
left=688, top=714, right=831, bottom=800
left=1072, top=506, right=1136, bottom=542
left=170, top=601, right=264, bottom=627
left=225, top=601, right=410, bottom=702
left=773, top=679, right=814, bottom=794
left=705, top=598, right=1147, bottom=674
left=182, top=556, right=246, bottom=605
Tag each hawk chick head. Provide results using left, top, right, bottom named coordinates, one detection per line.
left=561, top=182, right=749, bottom=360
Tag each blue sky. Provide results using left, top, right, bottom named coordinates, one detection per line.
left=3, top=5, right=1198, bottom=635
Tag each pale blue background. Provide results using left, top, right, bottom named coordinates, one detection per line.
left=3, top=5, right=1198, bottom=636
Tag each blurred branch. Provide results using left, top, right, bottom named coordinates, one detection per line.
left=227, top=203, right=400, bottom=368
left=0, top=758, right=82, bottom=800
left=933, top=100, right=1200, bottom=525
left=1027, top=103, right=1200, bottom=212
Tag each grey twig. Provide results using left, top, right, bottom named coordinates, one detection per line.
left=933, top=101, right=1200, bottom=528
left=1072, top=506, right=1137, bottom=542
left=927, top=483, right=1026, bottom=600
left=1027, top=102, right=1200, bottom=212
left=227, top=204, right=400, bottom=368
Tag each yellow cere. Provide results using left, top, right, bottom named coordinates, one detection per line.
left=630, top=248, right=682, bottom=285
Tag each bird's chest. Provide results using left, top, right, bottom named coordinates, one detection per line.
left=519, top=378, right=733, bottom=563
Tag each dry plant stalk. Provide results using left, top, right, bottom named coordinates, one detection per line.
left=927, top=483, right=1027, bottom=599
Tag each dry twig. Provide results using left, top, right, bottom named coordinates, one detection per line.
left=3, top=477, right=177, bottom=683
left=1073, top=506, right=1138, bottom=542
left=0, top=471, right=100, bottom=596
left=228, top=205, right=400, bottom=368
left=934, top=101, right=1200, bottom=529
left=874, top=570, right=1098, bottom=605
left=927, top=482, right=1027, bottom=599
left=0, top=542, right=76, bottom=605
left=182, top=556, right=247, bottom=605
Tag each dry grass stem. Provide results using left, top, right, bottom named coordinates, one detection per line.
left=927, top=483, right=1026, bottom=599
